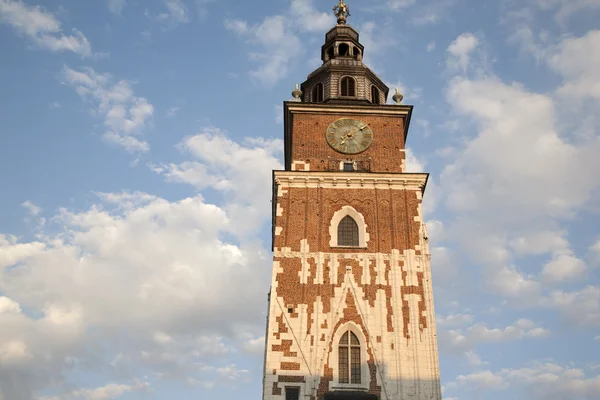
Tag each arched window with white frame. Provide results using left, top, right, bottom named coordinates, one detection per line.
left=338, top=330, right=361, bottom=384
left=329, top=206, right=370, bottom=248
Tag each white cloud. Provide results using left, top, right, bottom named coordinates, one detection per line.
left=156, top=0, right=190, bottom=25
left=224, top=0, right=334, bottom=85
left=290, top=0, right=333, bottom=32
left=0, top=188, right=271, bottom=396
left=455, top=370, right=507, bottom=390
left=509, top=230, right=569, bottom=256
left=547, top=30, right=600, bottom=101
left=71, top=381, right=150, bottom=400
left=0, top=0, right=93, bottom=57
left=0, top=296, right=21, bottom=314
left=62, top=66, right=154, bottom=153
left=436, top=313, right=473, bottom=327
left=166, top=106, right=180, bottom=118
left=0, top=234, right=45, bottom=269
left=591, top=239, right=600, bottom=263
left=22, top=200, right=41, bottom=216
left=388, top=0, right=417, bottom=11
left=153, top=128, right=283, bottom=234
left=447, top=33, right=479, bottom=73
left=536, top=0, right=600, bottom=20
left=441, top=74, right=600, bottom=269
left=465, top=351, right=488, bottom=366
left=404, top=147, right=426, bottom=172
left=439, top=319, right=549, bottom=354
left=225, top=15, right=303, bottom=85
left=550, top=286, right=600, bottom=326
left=427, top=41, right=436, bottom=52
left=541, top=253, right=587, bottom=283
left=448, top=361, right=600, bottom=399
left=224, top=18, right=248, bottom=34
left=108, top=0, right=126, bottom=15
left=242, top=336, right=265, bottom=354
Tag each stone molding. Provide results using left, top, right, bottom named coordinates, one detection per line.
left=274, top=171, right=428, bottom=192
left=329, top=205, right=371, bottom=248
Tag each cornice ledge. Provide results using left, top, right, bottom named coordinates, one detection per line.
left=284, top=102, right=412, bottom=116
left=274, top=171, right=428, bottom=191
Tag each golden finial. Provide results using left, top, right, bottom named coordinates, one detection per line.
left=392, top=88, right=404, bottom=105
left=292, top=83, right=303, bottom=102
left=333, top=0, right=350, bottom=25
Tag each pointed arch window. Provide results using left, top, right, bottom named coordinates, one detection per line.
left=339, top=331, right=361, bottom=384
left=340, top=77, right=356, bottom=97
left=338, top=215, right=359, bottom=247
left=312, top=83, right=324, bottom=103
left=371, top=86, right=381, bottom=104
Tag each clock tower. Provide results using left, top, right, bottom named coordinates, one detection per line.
left=262, top=2, right=442, bottom=400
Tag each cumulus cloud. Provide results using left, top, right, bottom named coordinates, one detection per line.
left=547, top=30, right=600, bottom=101
left=224, top=0, right=334, bottom=85
left=447, top=33, right=479, bottom=73
left=0, top=0, right=93, bottom=57
left=71, top=381, right=150, bottom=400
left=152, top=127, right=283, bottom=235
left=438, top=319, right=549, bottom=355
left=225, top=15, right=303, bottom=85
left=0, top=130, right=285, bottom=397
left=0, top=190, right=270, bottom=398
left=447, top=361, right=600, bottom=399
left=62, top=66, right=154, bottom=153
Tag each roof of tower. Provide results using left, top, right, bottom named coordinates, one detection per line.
left=298, top=1, right=390, bottom=105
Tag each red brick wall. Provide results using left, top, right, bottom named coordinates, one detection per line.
left=290, top=114, right=406, bottom=173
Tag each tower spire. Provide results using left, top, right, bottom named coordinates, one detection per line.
left=333, top=0, right=350, bottom=25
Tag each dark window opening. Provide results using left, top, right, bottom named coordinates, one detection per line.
left=371, top=86, right=381, bottom=104
left=285, top=387, right=300, bottom=400
left=353, top=47, right=361, bottom=60
left=339, top=331, right=361, bottom=384
left=338, top=216, right=359, bottom=247
left=340, top=77, right=356, bottom=97
left=339, top=43, right=350, bottom=57
left=312, top=83, right=324, bottom=103
left=343, top=162, right=354, bottom=172
left=327, top=47, right=335, bottom=60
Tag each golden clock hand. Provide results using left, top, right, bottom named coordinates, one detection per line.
left=346, top=124, right=370, bottom=139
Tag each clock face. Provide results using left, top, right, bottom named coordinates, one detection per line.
left=326, top=118, right=373, bottom=154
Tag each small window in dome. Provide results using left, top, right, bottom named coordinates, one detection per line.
left=340, top=77, right=356, bottom=97
left=371, top=86, right=381, bottom=104
left=312, top=83, right=324, bottom=103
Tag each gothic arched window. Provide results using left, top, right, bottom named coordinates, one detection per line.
left=338, top=215, right=359, bottom=247
left=312, top=83, right=324, bottom=103
left=339, top=331, right=361, bottom=384
left=371, top=86, right=380, bottom=104
left=340, top=77, right=356, bottom=97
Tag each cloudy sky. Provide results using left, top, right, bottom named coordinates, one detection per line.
left=0, top=0, right=599, bottom=399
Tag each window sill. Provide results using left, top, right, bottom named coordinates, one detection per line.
left=331, top=246, right=368, bottom=250
left=332, top=385, right=369, bottom=391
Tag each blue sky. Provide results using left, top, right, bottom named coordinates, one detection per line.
left=0, top=0, right=599, bottom=399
